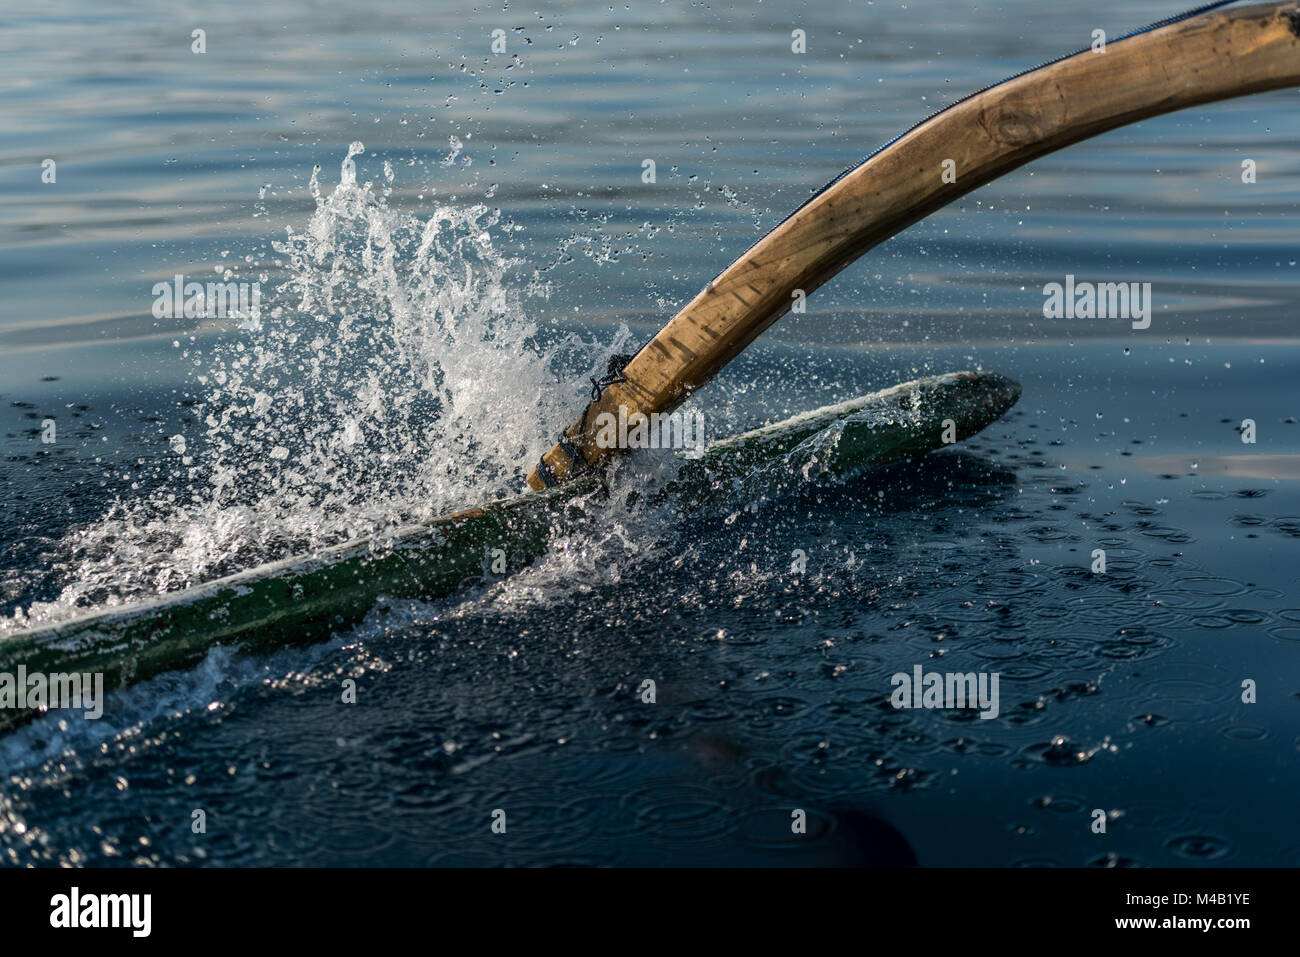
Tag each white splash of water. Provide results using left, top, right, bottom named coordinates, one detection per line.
left=10, top=145, right=618, bottom=624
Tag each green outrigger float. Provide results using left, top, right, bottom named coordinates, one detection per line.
left=0, top=372, right=1018, bottom=731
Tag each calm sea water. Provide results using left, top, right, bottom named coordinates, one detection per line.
left=0, top=0, right=1297, bottom=866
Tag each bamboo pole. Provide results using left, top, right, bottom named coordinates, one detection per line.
left=527, top=1, right=1300, bottom=490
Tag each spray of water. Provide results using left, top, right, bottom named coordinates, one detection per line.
left=8, top=144, right=624, bottom=626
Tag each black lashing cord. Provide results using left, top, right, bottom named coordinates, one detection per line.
left=534, top=351, right=636, bottom=487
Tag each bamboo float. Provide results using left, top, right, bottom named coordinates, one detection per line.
left=527, top=0, right=1300, bottom=490
left=0, top=372, right=1019, bottom=731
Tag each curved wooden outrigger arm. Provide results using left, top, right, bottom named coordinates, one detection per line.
left=527, top=0, right=1300, bottom=490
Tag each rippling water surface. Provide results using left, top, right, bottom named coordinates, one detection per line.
left=0, top=0, right=1297, bottom=866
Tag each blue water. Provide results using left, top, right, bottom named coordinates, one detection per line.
left=0, top=0, right=1298, bottom=866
